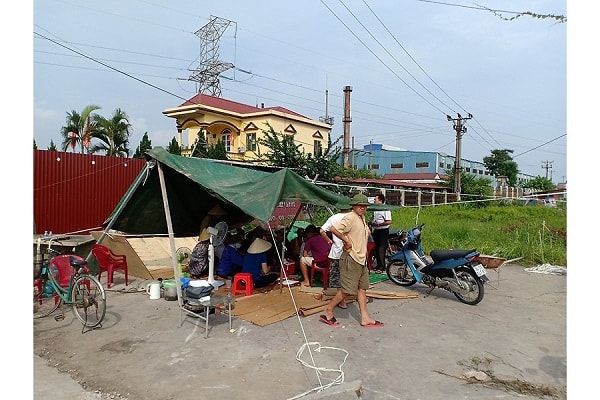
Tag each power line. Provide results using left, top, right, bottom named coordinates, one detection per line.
left=34, top=31, right=189, bottom=102
left=320, top=0, right=447, bottom=115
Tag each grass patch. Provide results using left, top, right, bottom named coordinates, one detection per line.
left=387, top=204, right=566, bottom=267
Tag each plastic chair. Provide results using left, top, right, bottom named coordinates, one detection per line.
left=92, top=244, right=129, bottom=288
left=231, top=272, right=254, bottom=296
left=50, top=254, right=85, bottom=287
left=366, top=241, right=376, bottom=271
left=310, top=257, right=330, bottom=290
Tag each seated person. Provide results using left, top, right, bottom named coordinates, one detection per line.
left=188, top=228, right=210, bottom=279
left=299, top=224, right=331, bottom=287
left=217, top=232, right=244, bottom=279
left=239, top=225, right=267, bottom=254
left=242, top=238, right=279, bottom=288
left=188, top=205, right=227, bottom=279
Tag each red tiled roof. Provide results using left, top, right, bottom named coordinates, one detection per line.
left=180, top=94, right=308, bottom=119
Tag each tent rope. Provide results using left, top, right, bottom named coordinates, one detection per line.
left=266, top=227, right=350, bottom=399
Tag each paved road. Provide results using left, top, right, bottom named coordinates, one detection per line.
left=33, top=264, right=566, bottom=399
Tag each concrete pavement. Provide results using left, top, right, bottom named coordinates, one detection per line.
left=33, top=264, right=567, bottom=399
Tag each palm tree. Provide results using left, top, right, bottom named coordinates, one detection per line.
left=90, top=108, right=132, bottom=157
left=60, top=105, right=101, bottom=153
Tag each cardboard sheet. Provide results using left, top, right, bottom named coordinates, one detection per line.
left=231, top=286, right=326, bottom=326
left=231, top=286, right=420, bottom=325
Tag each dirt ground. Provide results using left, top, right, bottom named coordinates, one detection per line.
left=32, top=264, right=566, bottom=399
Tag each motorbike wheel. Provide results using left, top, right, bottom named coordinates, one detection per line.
left=452, top=266, right=484, bottom=305
left=386, top=260, right=417, bottom=286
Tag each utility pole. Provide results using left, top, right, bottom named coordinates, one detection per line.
left=541, top=160, right=554, bottom=180
left=342, top=86, right=352, bottom=168
left=446, top=113, right=473, bottom=201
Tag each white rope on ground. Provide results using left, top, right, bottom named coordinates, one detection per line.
left=265, top=226, right=351, bottom=399
left=287, top=342, right=350, bottom=400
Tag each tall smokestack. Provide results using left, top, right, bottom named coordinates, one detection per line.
left=343, top=85, right=352, bottom=168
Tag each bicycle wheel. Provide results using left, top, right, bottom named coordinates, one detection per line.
left=33, top=278, right=62, bottom=319
left=70, top=274, right=106, bottom=328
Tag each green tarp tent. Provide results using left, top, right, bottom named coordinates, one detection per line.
left=105, top=147, right=350, bottom=235
left=99, top=147, right=354, bottom=303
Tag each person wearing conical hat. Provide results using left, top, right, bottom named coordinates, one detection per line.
left=320, top=193, right=384, bottom=328
left=241, top=238, right=279, bottom=288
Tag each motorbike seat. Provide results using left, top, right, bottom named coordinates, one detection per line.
left=430, top=249, right=476, bottom=263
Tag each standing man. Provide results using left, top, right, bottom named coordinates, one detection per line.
left=371, top=193, right=392, bottom=273
left=320, top=194, right=384, bottom=328
left=319, top=202, right=351, bottom=309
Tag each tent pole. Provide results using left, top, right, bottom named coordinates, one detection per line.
left=156, top=161, right=183, bottom=306
left=86, top=162, right=151, bottom=262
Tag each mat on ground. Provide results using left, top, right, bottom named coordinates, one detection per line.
left=231, top=286, right=419, bottom=325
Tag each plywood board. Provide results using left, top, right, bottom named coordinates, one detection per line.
left=91, top=232, right=198, bottom=280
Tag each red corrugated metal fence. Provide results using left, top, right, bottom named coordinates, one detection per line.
left=33, top=150, right=146, bottom=235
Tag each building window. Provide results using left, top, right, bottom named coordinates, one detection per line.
left=439, top=162, right=444, bottom=168
left=314, top=140, right=322, bottom=157
left=221, top=129, right=232, bottom=153
left=465, top=167, right=471, bottom=172
left=446, top=163, right=452, bottom=169
left=391, top=163, right=403, bottom=169
left=246, top=133, right=257, bottom=151
left=370, top=164, right=379, bottom=170
left=415, top=162, right=429, bottom=168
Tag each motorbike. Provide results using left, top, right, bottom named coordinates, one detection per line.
left=386, top=223, right=488, bottom=305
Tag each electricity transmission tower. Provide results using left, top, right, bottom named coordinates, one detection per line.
left=189, top=16, right=235, bottom=97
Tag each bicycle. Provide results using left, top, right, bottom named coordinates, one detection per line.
left=33, top=237, right=107, bottom=333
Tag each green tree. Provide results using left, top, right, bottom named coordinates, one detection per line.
left=190, top=131, right=209, bottom=158
left=207, top=140, right=228, bottom=160
left=133, top=132, right=152, bottom=158
left=47, top=140, right=57, bottom=151
left=60, top=104, right=101, bottom=153
left=166, top=137, right=181, bottom=155
left=483, top=149, right=519, bottom=186
left=444, top=168, right=492, bottom=206
left=255, top=123, right=347, bottom=181
left=523, top=176, right=555, bottom=191
left=90, top=108, right=131, bottom=157
left=303, top=135, right=345, bottom=181
left=256, top=123, right=308, bottom=172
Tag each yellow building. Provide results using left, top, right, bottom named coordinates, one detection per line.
left=163, top=94, right=331, bottom=161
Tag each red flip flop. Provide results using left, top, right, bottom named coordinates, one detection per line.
left=361, top=320, right=384, bottom=328
left=319, top=314, right=340, bottom=327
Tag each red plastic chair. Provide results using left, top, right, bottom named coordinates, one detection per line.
left=49, top=254, right=85, bottom=287
left=92, top=244, right=129, bottom=288
left=310, top=257, right=330, bottom=290
left=366, top=241, right=376, bottom=271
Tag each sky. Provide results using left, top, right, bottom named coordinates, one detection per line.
left=30, top=0, right=567, bottom=182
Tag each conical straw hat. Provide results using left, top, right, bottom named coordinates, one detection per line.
left=247, top=238, right=272, bottom=254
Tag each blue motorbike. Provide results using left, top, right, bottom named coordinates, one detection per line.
left=386, top=224, right=489, bottom=305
